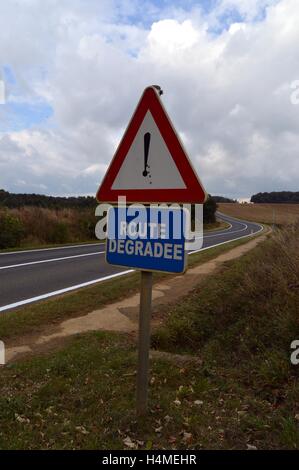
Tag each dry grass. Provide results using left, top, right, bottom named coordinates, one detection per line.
left=219, top=203, right=299, bottom=225
left=1, top=206, right=97, bottom=246
left=151, top=223, right=299, bottom=448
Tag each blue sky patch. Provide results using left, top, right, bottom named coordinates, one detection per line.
left=209, top=8, right=244, bottom=34
left=116, top=0, right=217, bottom=28
left=0, top=101, right=53, bottom=133
left=0, top=64, right=53, bottom=132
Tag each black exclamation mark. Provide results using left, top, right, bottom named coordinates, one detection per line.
left=142, top=132, right=151, bottom=178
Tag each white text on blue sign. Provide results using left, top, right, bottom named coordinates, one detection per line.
left=106, top=207, right=186, bottom=273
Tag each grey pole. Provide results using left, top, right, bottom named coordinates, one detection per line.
left=136, top=270, right=153, bottom=415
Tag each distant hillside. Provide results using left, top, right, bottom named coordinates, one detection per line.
left=0, top=189, right=96, bottom=209
left=251, top=191, right=299, bottom=204
left=0, top=189, right=217, bottom=221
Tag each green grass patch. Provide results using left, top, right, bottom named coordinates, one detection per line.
left=0, top=327, right=298, bottom=449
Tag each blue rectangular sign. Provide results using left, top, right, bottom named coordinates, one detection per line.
left=106, top=207, right=186, bottom=273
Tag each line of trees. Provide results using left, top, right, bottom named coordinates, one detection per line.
left=251, top=192, right=299, bottom=204
left=211, top=195, right=236, bottom=203
left=0, top=189, right=96, bottom=209
left=0, top=189, right=218, bottom=219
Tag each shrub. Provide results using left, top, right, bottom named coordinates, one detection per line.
left=203, top=195, right=217, bottom=223
left=77, top=210, right=97, bottom=240
left=47, top=221, right=70, bottom=244
left=0, top=212, right=24, bottom=248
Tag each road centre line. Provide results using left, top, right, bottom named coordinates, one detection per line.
left=203, top=223, right=247, bottom=238
left=0, top=221, right=251, bottom=271
left=0, top=214, right=231, bottom=257
left=0, top=242, right=104, bottom=256
left=189, top=223, right=264, bottom=254
left=0, top=250, right=106, bottom=271
left=0, top=213, right=234, bottom=261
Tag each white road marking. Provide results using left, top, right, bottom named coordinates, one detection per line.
left=0, top=250, right=105, bottom=271
left=0, top=213, right=230, bottom=257
left=203, top=223, right=247, bottom=238
left=0, top=270, right=134, bottom=313
left=0, top=219, right=242, bottom=270
left=189, top=223, right=264, bottom=254
left=0, top=242, right=104, bottom=256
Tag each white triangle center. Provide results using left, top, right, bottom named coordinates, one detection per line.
left=112, top=111, right=186, bottom=190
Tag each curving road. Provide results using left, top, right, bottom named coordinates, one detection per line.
left=0, top=213, right=263, bottom=312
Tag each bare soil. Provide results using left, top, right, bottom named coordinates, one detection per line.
left=219, top=203, right=299, bottom=225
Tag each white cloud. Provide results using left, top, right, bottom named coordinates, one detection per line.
left=0, top=0, right=299, bottom=198
left=148, top=19, right=199, bottom=52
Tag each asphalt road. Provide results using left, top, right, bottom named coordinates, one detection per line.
left=0, top=213, right=263, bottom=312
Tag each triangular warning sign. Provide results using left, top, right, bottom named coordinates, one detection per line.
left=96, top=86, right=207, bottom=204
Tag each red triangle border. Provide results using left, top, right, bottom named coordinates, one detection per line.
left=96, top=87, right=207, bottom=204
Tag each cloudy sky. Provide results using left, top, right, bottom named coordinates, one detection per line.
left=0, top=0, right=298, bottom=199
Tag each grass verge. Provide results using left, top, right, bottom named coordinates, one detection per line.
left=203, top=220, right=230, bottom=232
left=151, top=224, right=299, bottom=449
left=1, top=225, right=297, bottom=449
left=0, top=327, right=296, bottom=450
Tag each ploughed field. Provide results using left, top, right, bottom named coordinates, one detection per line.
left=219, top=203, right=299, bottom=225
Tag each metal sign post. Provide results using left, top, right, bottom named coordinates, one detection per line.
left=136, top=271, right=153, bottom=416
